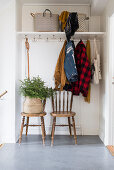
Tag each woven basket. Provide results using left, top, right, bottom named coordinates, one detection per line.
left=31, top=9, right=59, bottom=32
left=60, top=13, right=89, bottom=32
left=23, top=97, right=43, bottom=114
left=77, top=13, right=89, bottom=32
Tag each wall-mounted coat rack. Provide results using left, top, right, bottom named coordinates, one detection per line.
left=17, top=32, right=105, bottom=41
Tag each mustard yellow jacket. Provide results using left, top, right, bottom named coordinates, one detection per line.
left=59, top=11, right=69, bottom=31
left=54, top=40, right=69, bottom=90
left=85, top=40, right=91, bottom=103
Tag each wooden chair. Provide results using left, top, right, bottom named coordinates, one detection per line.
left=19, top=100, right=46, bottom=145
left=50, top=91, right=77, bottom=145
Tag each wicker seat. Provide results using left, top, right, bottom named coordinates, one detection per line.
left=19, top=100, right=46, bottom=145
left=51, top=111, right=76, bottom=117
left=50, top=91, right=77, bottom=145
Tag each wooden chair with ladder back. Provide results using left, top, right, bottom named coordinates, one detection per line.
left=50, top=90, right=77, bottom=145
left=19, top=100, right=46, bottom=145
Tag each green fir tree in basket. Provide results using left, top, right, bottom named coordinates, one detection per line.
left=20, top=76, right=55, bottom=114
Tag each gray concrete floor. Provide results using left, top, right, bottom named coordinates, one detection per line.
left=0, top=135, right=114, bottom=170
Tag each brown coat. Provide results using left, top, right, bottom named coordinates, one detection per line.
left=54, top=40, right=69, bottom=90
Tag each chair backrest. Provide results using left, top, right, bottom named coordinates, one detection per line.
left=52, top=91, right=73, bottom=112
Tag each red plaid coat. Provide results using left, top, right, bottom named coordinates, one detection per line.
left=64, top=40, right=91, bottom=97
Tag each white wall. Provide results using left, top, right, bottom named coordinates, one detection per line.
left=0, top=0, right=16, bottom=143
left=0, top=0, right=23, bottom=143
left=100, top=0, right=114, bottom=145
left=15, top=0, right=22, bottom=142
left=21, top=5, right=101, bottom=136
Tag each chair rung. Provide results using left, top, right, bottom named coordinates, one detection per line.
left=24, top=124, right=41, bottom=127
left=55, top=124, right=73, bottom=127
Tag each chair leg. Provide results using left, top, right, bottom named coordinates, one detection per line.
left=51, top=117, right=56, bottom=146
left=41, top=116, right=45, bottom=145
left=68, top=117, right=72, bottom=136
left=72, top=116, right=77, bottom=144
left=51, top=117, right=56, bottom=136
left=54, top=117, right=56, bottom=132
left=42, top=116, right=46, bottom=137
left=19, top=116, right=25, bottom=144
left=26, top=117, right=29, bottom=136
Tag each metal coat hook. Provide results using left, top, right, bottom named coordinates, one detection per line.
left=59, top=37, right=62, bottom=42
left=24, top=35, right=28, bottom=39
left=52, top=35, right=56, bottom=40
left=94, top=36, right=97, bottom=41
left=38, top=35, right=42, bottom=40
left=33, top=36, right=37, bottom=42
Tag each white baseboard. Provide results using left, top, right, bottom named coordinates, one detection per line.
left=3, top=127, right=100, bottom=143
left=22, top=126, right=99, bottom=136
left=99, top=129, right=105, bottom=143
left=15, top=126, right=101, bottom=143
left=23, top=126, right=82, bottom=135
left=82, top=129, right=99, bottom=135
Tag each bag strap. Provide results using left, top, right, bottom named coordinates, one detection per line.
left=43, top=9, right=52, bottom=17
left=25, top=38, right=30, bottom=79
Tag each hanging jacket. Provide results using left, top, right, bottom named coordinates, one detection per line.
left=84, top=40, right=91, bottom=103
left=59, top=11, right=69, bottom=31
left=64, top=40, right=78, bottom=82
left=65, top=12, right=79, bottom=41
left=93, top=38, right=102, bottom=84
left=64, top=40, right=91, bottom=97
left=54, top=40, right=69, bottom=90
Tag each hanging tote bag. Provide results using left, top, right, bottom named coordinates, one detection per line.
left=31, top=9, right=59, bottom=32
